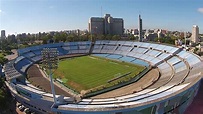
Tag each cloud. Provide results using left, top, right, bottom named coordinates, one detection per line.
left=0, top=10, right=2, bottom=13
left=198, top=8, right=203, bottom=13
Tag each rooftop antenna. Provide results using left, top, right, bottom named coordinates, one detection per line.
left=139, top=11, right=142, bottom=18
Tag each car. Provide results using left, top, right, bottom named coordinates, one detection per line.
left=19, top=105, right=25, bottom=112
left=30, top=111, right=36, bottom=114
left=17, top=103, right=22, bottom=108
left=24, top=108, right=31, bottom=114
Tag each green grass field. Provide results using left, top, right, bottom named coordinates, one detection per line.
left=0, top=53, right=4, bottom=58
left=53, top=56, right=145, bottom=93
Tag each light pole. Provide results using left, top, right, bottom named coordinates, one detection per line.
left=41, top=48, right=59, bottom=104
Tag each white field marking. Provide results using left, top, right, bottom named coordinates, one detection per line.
left=89, top=56, right=97, bottom=59
left=109, top=61, right=118, bottom=65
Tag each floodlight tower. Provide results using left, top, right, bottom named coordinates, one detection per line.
left=42, top=48, right=59, bottom=104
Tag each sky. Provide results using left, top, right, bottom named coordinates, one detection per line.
left=0, top=0, right=203, bottom=36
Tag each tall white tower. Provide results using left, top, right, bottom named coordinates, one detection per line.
left=191, top=25, right=199, bottom=43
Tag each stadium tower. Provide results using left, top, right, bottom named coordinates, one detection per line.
left=138, top=15, right=143, bottom=42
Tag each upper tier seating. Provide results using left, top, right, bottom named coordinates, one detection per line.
left=15, top=58, right=33, bottom=74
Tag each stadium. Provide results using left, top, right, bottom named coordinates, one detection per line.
left=4, top=40, right=203, bottom=114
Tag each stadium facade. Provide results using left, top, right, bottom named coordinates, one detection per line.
left=4, top=40, right=203, bottom=114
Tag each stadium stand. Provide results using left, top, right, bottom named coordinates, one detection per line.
left=119, top=56, right=136, bottom=62
left=14, top=58, right=33, bottom=74
left=22, top=51, right=36, bottom=58
left=30, top=55, right=42, bottom=62
left=3, top=41, right=203, bottom=114
left=106, top=54, right=123, bottom=59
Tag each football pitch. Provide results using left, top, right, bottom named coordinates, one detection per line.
left=53, top=55, right=145, bottom=93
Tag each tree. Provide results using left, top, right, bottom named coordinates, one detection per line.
left=105, top=34, right=112, bottom=40
left=193, top=47, right=199, bottom=54
left=61, top=33, right=68, bottom=42
left=80, top=34, right=89, bottom=41
left=0, top=77, right=15, bottom=112
left=0, top=57, right=8, bottom=65
left=112, top=35, right=121, bottom=40
left=42, top=34, right=52, bottom=44
left=128, top=35, right=135, bottom=40
left=134, top=36, right=139, bottom=41
left=53, top=32, right=67, bottom=42
left=97, top=34, right=105, bottom=40
left=154, top=37, right=175, bottom=45
left=67, top=34, right=75, bottom=42
left=88, top=34, right=96, bottom=41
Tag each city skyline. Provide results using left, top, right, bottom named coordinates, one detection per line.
left=0, top=0, right=203, bottom=36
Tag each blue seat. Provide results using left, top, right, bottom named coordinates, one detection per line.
left=15, top=58, right=33, bottom=73
left=119, top=56, right=136, bottom=62
left=131, top=59, right=149, bottom=67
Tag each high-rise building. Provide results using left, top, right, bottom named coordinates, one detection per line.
left=138, top=15, right=143, bottom=42
left=7, top=34, right=16, bottom=43
left=191, top=25, right=199, bottom=43
left=89, top=14, right=124, bottom=35
left=1, top=30, right=6, bottom=40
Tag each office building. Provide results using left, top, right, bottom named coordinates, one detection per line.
left=191, top=25, right=199, bottom=43
left=7, top=34, right=16, bottom=42
left=89, top=14, right=124, bottom=35
left=138, top=15, right=143, bottom=42
left=1, top=30, right=6, bottom=40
